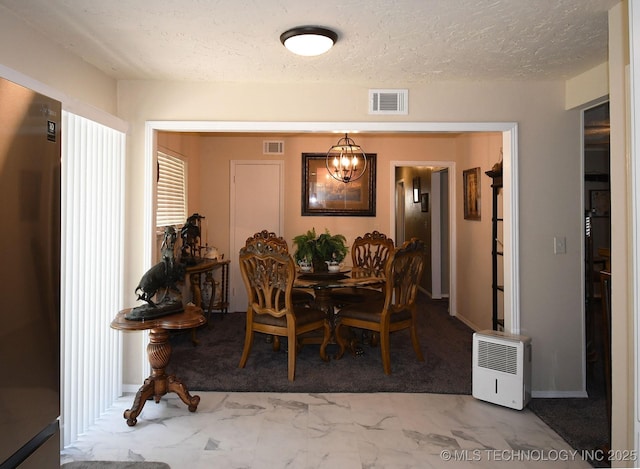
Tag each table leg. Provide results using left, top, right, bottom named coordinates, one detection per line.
left=312, top=289, right=335, bottom=323
left=189, top=272, right=203, bottom=345
left=190, top=272, right=203, bottom=307
left=221, top=262, right=229, bottom=314
left=123, top=327, right=200, bottom=426
left=314, top=288, right=363, bottom=357
left=204, top=270, right=217, bottom=326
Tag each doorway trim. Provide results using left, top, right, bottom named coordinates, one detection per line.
left=144, top=120, right=519, bottom=333
left=580, top=98, right=610, bottom=397
left=395, top=180, right=406, bottom=245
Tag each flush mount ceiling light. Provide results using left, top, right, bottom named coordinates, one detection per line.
left=280, top=26, right=337, bottom=56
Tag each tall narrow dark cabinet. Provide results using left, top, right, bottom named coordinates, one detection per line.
left=485, top=168, right=504, bottom=330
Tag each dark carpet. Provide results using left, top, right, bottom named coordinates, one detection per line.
left=168, top=296, right=473, bottom=394
left=167, top=295, right=609, bottom=467
left=528, top=297, right=611, bottom=468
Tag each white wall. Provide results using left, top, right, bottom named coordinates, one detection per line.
left=608, top=0, right=633, bottom=457
left=0, top=5, right=117, bottom=116
left=118, top=79, right=585, bottom=395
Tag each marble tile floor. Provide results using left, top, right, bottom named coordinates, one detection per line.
left=60, top=392, right=594, bottom=469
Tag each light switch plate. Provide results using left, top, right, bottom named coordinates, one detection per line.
left=554, top=236, right=566, bottom=254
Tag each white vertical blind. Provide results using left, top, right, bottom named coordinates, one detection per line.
left=156, top=151, right=186, bottom=227
left=61, top=112, right=125, bottom=447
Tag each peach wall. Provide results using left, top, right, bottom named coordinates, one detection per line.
left=398, top=165, right=434, bottom=293
left=159, top=131, right=500, bottom=330
left=454, top=133, right=503, bottom=331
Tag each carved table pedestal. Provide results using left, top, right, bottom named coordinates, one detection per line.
left=111, top=305, right=206, bottom=426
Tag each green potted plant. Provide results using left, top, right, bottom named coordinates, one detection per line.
left=293, top=228, right=348, bottom=272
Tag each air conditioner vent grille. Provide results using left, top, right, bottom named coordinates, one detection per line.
left=263, top=140, right=284, bottom=154
left=369, top=89, right=408, bottom=115
left=477, top=340, right=518, bottom=374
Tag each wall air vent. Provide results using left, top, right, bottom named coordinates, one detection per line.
left=263, top=140, right=284, bottom=155
left=369, top=89, right=408, bottom=115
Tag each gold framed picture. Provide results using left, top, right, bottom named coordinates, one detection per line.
left=463, top=167, right=481, bottom=220
left=301, top=153, right=376, bottom=216
left=421, top=193, right=429, bottom=212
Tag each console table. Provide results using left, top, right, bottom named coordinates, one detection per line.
left=185, top=258, right=230, bottom=318
left=111, top=305, right=206, bottom=426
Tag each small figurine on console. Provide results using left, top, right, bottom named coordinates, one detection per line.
left=180, top=213, right=205, bottom=265
left=126, top=226, right=186, bottom=320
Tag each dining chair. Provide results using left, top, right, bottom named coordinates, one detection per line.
left=330, top=231, right=394, bottom=307
left=238, top=240, right=330, bottom=381
left=245, top=230, right=316, bottom=351
left=335, top=238, right=426, bottom=375
left=246, top=230, right=315, bottom=305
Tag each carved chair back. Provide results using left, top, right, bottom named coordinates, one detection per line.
left=246, top=230, right=290, bottom=254
left=245, top=230, right=314, bottom=310
left=351, top=231, right=395, bottom=275
left=382, top=238, right=425, bottom=317
left=239, top=241, right=294, bottom=317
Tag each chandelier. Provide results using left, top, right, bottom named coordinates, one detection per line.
left=326, top=133, right=367, bottom=183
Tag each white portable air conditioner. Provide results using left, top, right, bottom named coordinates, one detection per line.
left=472, top=330, right=531, bottom=410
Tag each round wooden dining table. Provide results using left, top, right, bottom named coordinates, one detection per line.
left=294, top=268, right=385, bottom=351
left=294, top=268, right=384, bottom=311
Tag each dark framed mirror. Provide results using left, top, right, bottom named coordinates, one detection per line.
left=301, top=152, right=376, bottom=216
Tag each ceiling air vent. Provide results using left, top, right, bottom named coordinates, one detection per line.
left=369, top=89, right=408, bottom=115
left=263, top=140, right=284, bottom=155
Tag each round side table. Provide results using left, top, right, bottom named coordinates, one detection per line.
left=111, top=305, right=206, bottom=426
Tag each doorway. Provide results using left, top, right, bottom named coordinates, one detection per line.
left=145, top=121, right=519, bottom=331
left=582, top=100, right=611, bottom=443
left=229, top=160, right=284, bottom=312
left=392, top=161, right=456, bottom=315
left=394, top=166, right=450, bottom=301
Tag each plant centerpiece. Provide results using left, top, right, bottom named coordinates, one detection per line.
left=293, top=228, right=348, bottom=272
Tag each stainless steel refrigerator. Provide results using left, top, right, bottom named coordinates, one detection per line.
left=0, top=77, right=61, bottom=468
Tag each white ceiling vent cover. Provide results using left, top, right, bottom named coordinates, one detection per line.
left=369, top=89, right=408, bottom=115
left=263, top=140, right=284, bottom=155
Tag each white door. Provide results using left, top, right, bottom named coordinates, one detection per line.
left=229, top=160, right=284, bottom=312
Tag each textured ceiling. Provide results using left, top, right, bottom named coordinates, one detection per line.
left=0, top=0, right=619, bottom=84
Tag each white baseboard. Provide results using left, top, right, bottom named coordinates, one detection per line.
left=531, top=390, right=589, bottom=398
left=429, top=310, right=588, bottom=400
left=123, top=385, right=587, bottom=399
left=454, top=313, right=481, bottom=331
left=122, top=384, right=142, bottom=394
left=419, top=286, right=450, bottom=300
